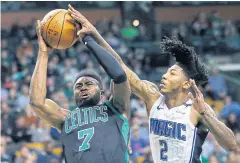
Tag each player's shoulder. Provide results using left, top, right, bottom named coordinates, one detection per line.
left=104, top=98, right=129, bottom=119
left=141, top=80, right=161, bottom=111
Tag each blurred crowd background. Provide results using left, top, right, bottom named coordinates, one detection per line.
left=1, top=1, right=240, bottom=163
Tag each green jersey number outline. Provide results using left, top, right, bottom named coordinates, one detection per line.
left=78, top=127, right=94, bottom=151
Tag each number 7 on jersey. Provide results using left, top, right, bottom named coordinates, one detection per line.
left=78, top=127, right=95, bottom=151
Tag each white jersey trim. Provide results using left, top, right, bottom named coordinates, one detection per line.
left=189, top=127, right=197, bottom=163
left=149, top=95, right=164, bottom=116
left=187, top=100, right=196, bottom=130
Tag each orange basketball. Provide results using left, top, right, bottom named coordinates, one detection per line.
left=41, top=9, right=78, bottom=49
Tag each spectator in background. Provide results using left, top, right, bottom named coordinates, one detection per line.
left=170, top=23, right=188, bottom=43
left=209, top=10, right=224, bottom=28
left=208, top=155, right=219, bottom=163
left=211, top=143, right=228, bottom=163
left=131, top=97, right=146, bottom=113
left=1, top=50, right=12, bottom=79
left=3, top=77, right=15, bottom=90
left=30, top=119, right=51, bottom=143
left=104, top=31, right=121, bottom=49
left=192, top=11, right=209, bottom=36
left=206, top=20, right=222, bottom=40
left=76, top=50, right=90, bottom=70
left=1, top=86, right=9, bottom=102
left=16, top=38, right=34, bottom=69
left=14, top=144, right=36, bottom=163
left=63, top=81, right=74, bottom=101
left=220, top=95, right=240, bottom=119
left=134, top=24, right=151, bottom=42
left=178, top=23, right=188, bottom=42
left=1, top=103, right=14, bottom=142
left=47, top=55, right=60, bottom=78
left=142, top=151, right=153, bottom=163
left=7, top=88, right=21, bottom=112
left=139, top=117, right=149, bottom=145
left=202, top=133, right=218, bottom=161
left=36, top=141, right=60, bottom=163
left=17, top=85, right=30, bottom=110
left=109, top=18, right=121, bottom=37
left=170, top=27, right=179, bottom=39
left=17, top=38, right=33, bottom=58
left=130, top=125, right=150, bottom=159
left=59, top=58, right=78, bottom=82
left=208, top=68, right=227, bottom=99
left=225, top=113, right=240, bottom=133
left=11, top=115, right=31, bottom=143
left=1, top=138, right=12, bottom=163
left=27, top=19, right=38, bottom=41
left=224, top=21, right=240, bottom=51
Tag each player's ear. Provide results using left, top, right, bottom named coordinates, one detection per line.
left=100, top=90, right=104, bottom=96
left=183, top=80, right=191, bottom=90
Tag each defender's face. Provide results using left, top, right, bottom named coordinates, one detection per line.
left=74, top=77, right=101, bottom=107
left=159, top=64, right=189, bottom=94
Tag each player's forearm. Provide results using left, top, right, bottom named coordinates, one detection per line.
left=29, top=52, right=49, bottom=107
left=83, top=35, right=127, bottom=83
left=202, top=108, right=237, bottom=151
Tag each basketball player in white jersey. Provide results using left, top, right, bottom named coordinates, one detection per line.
left=68, top=4, right=237, bottom=163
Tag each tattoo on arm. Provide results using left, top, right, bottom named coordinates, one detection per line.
left=201, top=105, right=236, bottom=150
left=146, top=84, right=160, bottom=95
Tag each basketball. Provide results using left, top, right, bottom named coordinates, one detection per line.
left=41, top=9, right=78, bottom=49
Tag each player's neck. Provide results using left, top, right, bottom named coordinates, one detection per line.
left=77, top=101, right=102, bottom=108
left=164, top=92, right=188, bottom=109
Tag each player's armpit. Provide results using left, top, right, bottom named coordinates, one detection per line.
left=122, top=64, right=160, bottom=111
left=30, top=99, right=70, bottom=131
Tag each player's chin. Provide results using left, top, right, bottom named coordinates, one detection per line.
left=159, top=87, right=170, bottom=94
left=159, top=88, right=166, bottom=94
left=80, top=96, right=92, bottom=102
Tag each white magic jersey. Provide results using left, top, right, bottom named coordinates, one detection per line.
left=149, top=95, right=207, bottom=163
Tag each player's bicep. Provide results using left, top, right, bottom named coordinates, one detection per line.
left=31, top=99, right=70, bottom=130
left=110, top=80, right=131, bottom=116
left=122, top=64, right=160, bottom=102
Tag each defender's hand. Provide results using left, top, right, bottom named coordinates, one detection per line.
left=188, top=79, right=206, bottom=114
left=68, top=4, right=97, bottom=40
left=36, top=20, right=54, bottom=54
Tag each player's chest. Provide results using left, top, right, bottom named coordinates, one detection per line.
left=62, top=106, right=114, bottom=134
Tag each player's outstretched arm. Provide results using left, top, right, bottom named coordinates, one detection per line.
left=188, top=79, right=237, bottom=151
left=82, top=35, right=130, bottom=116
left=29, top=20, right=70, bottom=131
left=68, top=4, right=160, bottom=112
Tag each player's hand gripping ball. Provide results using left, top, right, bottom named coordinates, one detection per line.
left=41, top=9, right=80, bottom=49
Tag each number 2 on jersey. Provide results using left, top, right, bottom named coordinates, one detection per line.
left=78, top=127, right=94, bottom=151
left=159, top=140, right=168, bottom=161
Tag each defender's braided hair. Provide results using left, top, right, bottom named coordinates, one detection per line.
left=159, top=37, right=209, bottom=86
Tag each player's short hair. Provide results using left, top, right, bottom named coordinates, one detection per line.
left=74, top=69, right=103, bottom=90
left=159, top=37, right=209, bottom=86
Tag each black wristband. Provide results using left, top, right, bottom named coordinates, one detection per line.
left=200, top=108, right=207, bottom=115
